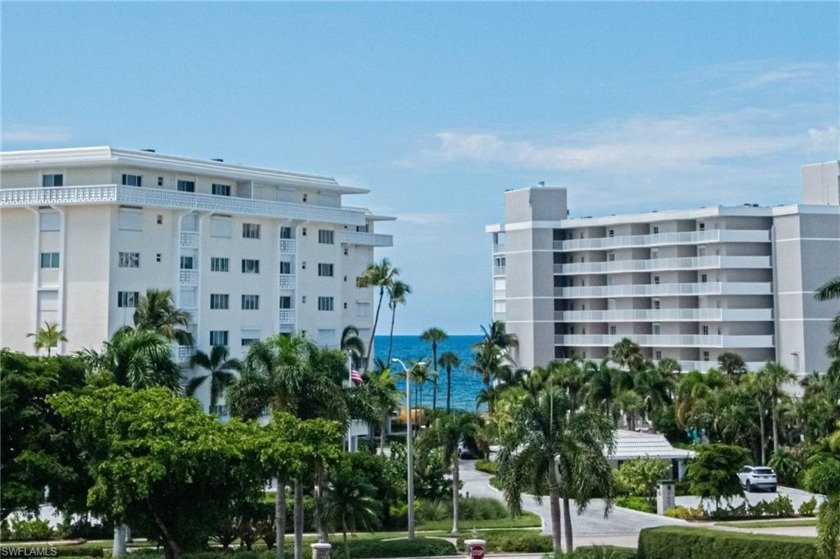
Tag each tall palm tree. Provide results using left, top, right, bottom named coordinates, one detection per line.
left=498, top=385, right=615, bottom=553
left=718, top=352, right=747, bottom=383
left=386, top=281, right=411, bottom=363
left=362, top=366, right=400, bottom=455
left=608, top=338, right=645, bottom=372
left=741, top=372, right=770, bottom=464
left=480, top=320, right=518, bottom=353
left=133, top=288, right=192, bottom=345
left=187, top=345, right=241, bottom=414
left=761, top=361, right=797, bottom=454
left=78, top=327, right=181, bottom=390
left=438, top=351, right=460, bottom=413
left=340, top=326, right=366, bottom=372
left=420, top=412, right=487, bottom=534
left=421, top=327, right=447, bottom=416
left=27, top=321, right=67, bottom=357
left=356, top=258, right=399, bottom=370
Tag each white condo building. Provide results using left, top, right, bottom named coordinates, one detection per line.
left=487, top=161, right=840, bottom=374
left=0, top=147, right=392, bottom=413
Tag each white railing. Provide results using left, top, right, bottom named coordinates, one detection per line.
left=555, top=308, right=773, bottom=322
left=340, top=231, right=393, bottom=247
left=278, top=239, right=297, bottom=254
left=179, top=269, right=199, bottom=285
left=0, top=185, right=368, bottom=226
left=493, top=266, right=506, bottom=276
left=678, top=360, right=768, bottom=372
left=555, top=334, right=774, bottom=348
left=555, top=255, right=771, bottom=274
left=555, top=282, right=773, bottom=298
left=278, top=274, right=295, bottom=289
left=180, top=231, right=199, bottom=248
left=553, top=229, right=770, bottom=251
left=175, top=345, right=192, bottom=363
left=279, top=309, right=296, bottom=325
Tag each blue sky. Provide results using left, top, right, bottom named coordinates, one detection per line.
left=3, top=2, right=838, bottom=334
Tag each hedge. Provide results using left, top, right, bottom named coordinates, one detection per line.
left=460, top=529, right=553, bottom=552
left=637, top=526, right=817, bottom=559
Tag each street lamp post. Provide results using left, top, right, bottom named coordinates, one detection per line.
left=391, top=357, right=425, bottom=540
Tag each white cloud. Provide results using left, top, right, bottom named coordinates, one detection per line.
left=1, top=125, right=71, bottom=144
left=701, top=61, right=835, bottom=92
left=388, top=212, right=456, bottom=225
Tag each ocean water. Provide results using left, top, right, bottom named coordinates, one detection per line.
left=373, top=334, right=485, bottom=412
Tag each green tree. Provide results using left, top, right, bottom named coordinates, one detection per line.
left=356, top=258, right=399, bottom=370
left=362, top=366, right=400, bottom=455
left=187, top=345, right=241, bottom=414
left=717, top=352, right=747, bottom=383
left=684, top=444, right=748, bottom=509
left=609, top=338, right=646, bottom=372
left=78, top=327, right=181, bottom=390
left=324, top=457, right=382, bottom=558
left=340, top=326, right=366, bottom=372
left=760, top=362, right=796, bottom=454
left=421, top=327, right=447, bottom=416
left=816, top=277, right=840, bottom=378
left=741, top=372, right=771, bottom=464
left=803, top=424, right=840, bottom=559
left=132, top=288, right=192, bottom=345
left=498, top=386, right=615, bottom=553
left=27, top=321, right=68, bottom=357
left=438, top=351, right=460, bottom=413
left=615, top=458, right=671, bottom=505
left=49, top=386, right=266, bottom=559
left=386, top=280, right=411, bottom=363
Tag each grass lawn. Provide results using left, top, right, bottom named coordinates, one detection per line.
left=715, top=518, right=818, bottom=528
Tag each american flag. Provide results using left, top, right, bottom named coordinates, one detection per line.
left=350, top=370, right=363, bottom=384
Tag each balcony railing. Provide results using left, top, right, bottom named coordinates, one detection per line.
left=180, top=231, right=199, bottom=248
left=279, top=239, right=297, bottom=254
left=555, top=334, right=774, bottom=348
left=678, top=360, right=767, bottom=372
left=340, top=231, right=393, bottom=247
left=0, top=185, right=368, bottom=226
left=555, top=282, right=773, bottom=298
left=553, top=229, right=770, bottom=251
left=279, top=309, right=296, bottom=325
left=278, top=274, right=295, bottom=289
left=179, top=269, right=199, bottom=286
left=493, top=266, right=506, bottom=276
left=175, top=345, right=192, bottom=363
left=554, top=308, right=773, bottom=322
left=555, top=255, right=771, bottom=274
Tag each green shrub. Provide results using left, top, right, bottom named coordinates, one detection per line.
left=798, top=496, right=818, bottom=517
left=553, top=547, right=636, bottom=559
left=475, top=460, right=499, bottom=475
left=662, top=505, right=704, bottom=520
left=463, top=530, right=553, bottom=552
left=637, top=526, right=816, bottom=559
left=332, top=537, right=455, bottom=558
left=0, top=517, right=53, bottom=541
left=765, top=493, right=795, bottom=517
left=0, top=545, right=106, bottom=557
left=457, top=496, right=508, bottom=520
left=615, top=496, right=655, bottom=514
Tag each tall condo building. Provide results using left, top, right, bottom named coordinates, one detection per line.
left=0, top=146, right=393, bottom=373
left=487, top=161, right=840, bottom=374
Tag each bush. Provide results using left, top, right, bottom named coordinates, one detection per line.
left=0, top=545, right=106, bottom=557
left=663, top=505, right=704, bottom=520
left=637, top=526, right=816, bottom=559
left=0, top=517, right=53, bottom=541
left=475, top=460, right=499, bottom=475
left=764, top=494, right=794, bottom=517
left=554, top=547, right=637, bottom=559
left=615, top=496, right=655, bottom=514
left=332, top=537, right=455, bottom=558
left=57, top=518, right=113, bottom=540
left=464, top=530, right=553, bottom=552
left=798, top=496, right=818, bottom=517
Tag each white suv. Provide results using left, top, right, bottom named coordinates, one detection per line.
left=737, top=466, right=777, bottom=492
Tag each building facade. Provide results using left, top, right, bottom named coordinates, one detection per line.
left=0, top=147, right=392, bottom=408
left=487, top=161, right=840, bottom=374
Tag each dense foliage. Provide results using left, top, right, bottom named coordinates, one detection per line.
left=637, top=526, right=817, bottom=559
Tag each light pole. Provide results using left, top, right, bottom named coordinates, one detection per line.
left=391, top=357, right=425, bottom=540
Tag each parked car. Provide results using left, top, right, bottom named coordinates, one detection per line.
left=737, top=465, right=777, bottom=492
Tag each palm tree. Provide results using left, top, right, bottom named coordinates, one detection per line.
left=340, top=326, right=366, bottom=372
left=356, top=258, right=399, bottom=370
left=27, top=321, right=67, bottom=357
left=761, top=361, right=796, bottom=454
left=132, top=288, right=192, bottom=345
left=363, top=366, right=400, bottom=455
left=480, top=320, right=518, bottom=353
left=78, top=327, right=181, bottom=390
left=609, top=338, right=645, bottom=372
left=741, top=372, right=770, bottom=464
left=718, top=352, right=747, bottom=383
left=386, top=281, right=411, bottom=363
left=187, top=346, right=241, bottom=414
left=420, top=412, right=487, bottom=534
left=438, top=351, right=460, bottom=413
left=421, top=327, right=447, bottom=416
left=498, top=385, right=615, bottom=553
left=325, top=461, right=382, bottom=559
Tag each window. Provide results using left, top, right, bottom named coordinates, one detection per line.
left=653, top=276, right=660, bottom=285
left=280, top=226, right=292, bottom=239
left=702, top=351, right=710, bottom=362
left=279, top=261, right=292, bottom=274
left=317, top=296, right=334, bottom=311
left=702, top=325, right=709, bottom=335
left=211, top=216, right=232, bottom=238
left=318, top=263, right=334, bottom=277
left=212, top=183, right=231, bottom=196
left=241, top=259, right=260, bottom=274
left=242, top=223, right=261, bottom=239
left=607, top=252, right=615, bottom=262
left=40, top=211, right=60, bottom=231
left=42, top=174, right=63, bottom=187
left=156, top=253, right=162, bottom=262
left=610, top=325, right=617, bottom=335
left=210, top=257, right=229, bottom=272
left=177, top=180, right=195, bottom=192
left=40, top=252, right=60, bottom=268
left=699, top=223, right=706, bottom=231
left=302, top=227, right=307, bottom=236
left=119, top=252, right=140, bottom=268
left=652, top=226, right=659, bottom=234
left=241, top=294, right=260, bottom=310
left=302, top=193, right=308, bottom=203
left=279, top=296, right=292, bottom=309
left=343, top=248, right=349, bottom=256
left=210, top=330, right=229, bottom=346
left=156, top=215, right=163, bottom=224
left=117, top=291, right=139, bottom=308
left=608, top=229, right=614, bottom=237
left=209, top=294, right=229, bottom=309
left=157, top=177, right=164, bottom=186
left=701, top=273, right=708, bottom=283
left=655, top=350, right=662, bottom=360
left=653, top=299, right=661, bottom=310
left=241, top=338, right=259, bottom=347
left=318, top=230, right=334, bottom=244
left=180, top=256, right=195, bottom=270
left=122, top=174, right=142, bottom=187
left=652, top=323, right=661, bottom=335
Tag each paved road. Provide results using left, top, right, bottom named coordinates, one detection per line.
left=459, top=459, right=687, bottom=542
left=675, top=485, right=823, bottom=513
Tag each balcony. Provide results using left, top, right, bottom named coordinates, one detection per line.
left=278, top=239, right=297, bottom=254
left=554, top=308, right=773, bottom=322
left=678, top=360, right=767, bottom=372
left=493, top=266, right=506, bottom=276
left=555, top=255, right=771, bottom=275
left=553, top=229, right=770, bottom=251
left=0, top=185, right=368, bottom=227
left=340, top=231, right=393, bottom=247
left=555, top=282, right=773, bottom=298
left=175, top=345, right=192, bottom=363
left=180, top=231, right=199, bottom=248
left=555, top=334, right=774, bottom=348
left=279, top=309, right=296, bottom=325
left=179, top=269, right=199, bottom=286
left=278, top=274, right=295, bottom=289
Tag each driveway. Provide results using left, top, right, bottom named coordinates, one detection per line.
left=675, top=485, right=823, bottom=513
